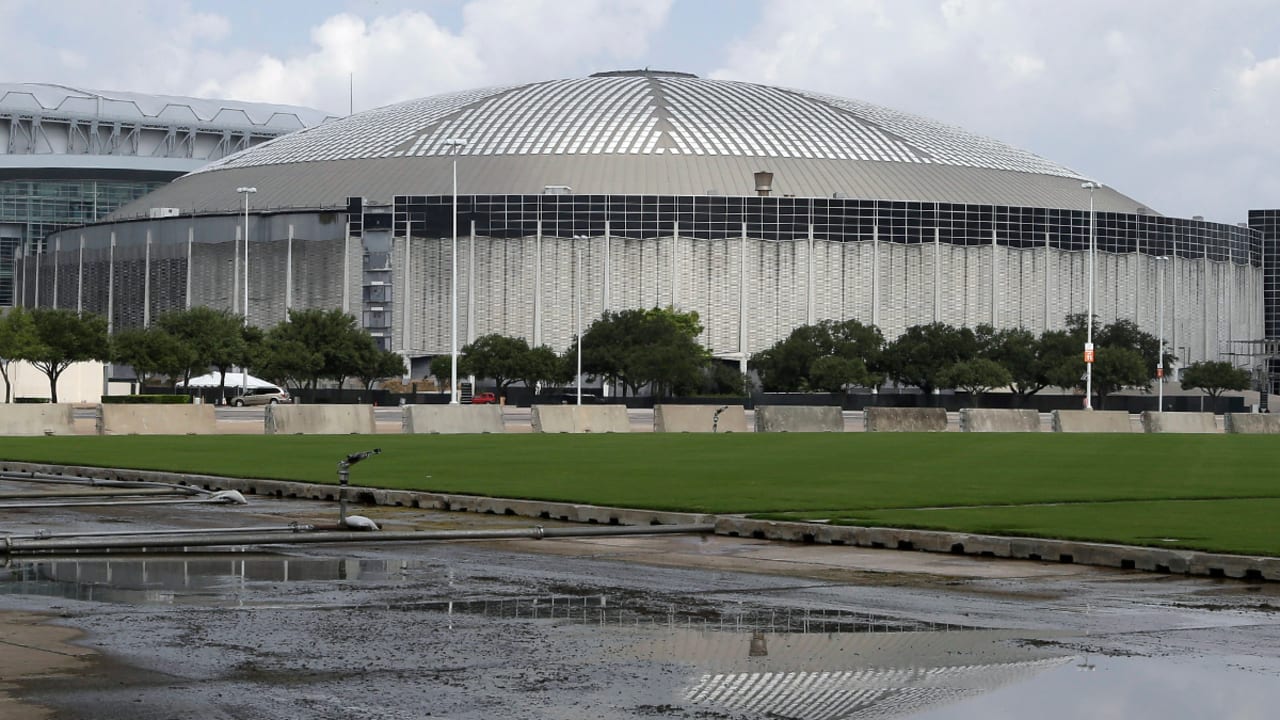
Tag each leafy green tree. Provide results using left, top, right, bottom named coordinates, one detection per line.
left=110, top=326, right=191, bottom=389
left=525, top=345, right=570, bottom=392
left=1092, top=346, right=1149, bottom=407
left=264, top=309, right=369, bottom=390
left=0, top=307, right=38, bottom=403
left=157, top=307, right=247, bottom=399
left=882, top=322, right=978, bottom=396
left=701, top=362, right=749, bottom=396
left=578, top=307, right=709, bottom=397
left=1180, top=361, right=1251, bottom=400
left=355, top=344, right=407, bottom=391
left=808, top=355, right=874, bottom=392
left=750, top=319, right=883, bottom=391
left=939, top=358, right=1012, bottom=406
left=24, top=309, right=109, bottom=403
left=429, top=354, right=455, bottom=392
left=459, top=334, right=531, bottom=396
left=982, top=327, right=1050, bottom=399
left=252, top=335, right=320, bottom=392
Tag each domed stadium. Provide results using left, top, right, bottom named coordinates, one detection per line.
left=19, top=70, right=1266, bottom=380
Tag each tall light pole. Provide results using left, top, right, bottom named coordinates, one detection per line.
left=573, top=237, right=586, bottom=406
left=1081, top=181, right=1102, bottom=409
left=237, top=186, right=257, bottom=400
left=443, top=139, right=468, bottom=404
left=1157, top=256, right=1169, bottom=412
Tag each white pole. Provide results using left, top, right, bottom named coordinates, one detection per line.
left=236, top=186, right=257, bottom=399
left=1158, top=256, right=1168, bottom=412
left=444, top=139, right=468, bottom=404
left=1082, top=182, right=1101, bottom=410
left=577, top=243, right=583, bottom=406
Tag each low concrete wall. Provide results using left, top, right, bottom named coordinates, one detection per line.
left=402, top=405, right=505, bottom=434
left=1224, top=414, right=1280, bottom=434
left=0, top=404, right=77, bottom=436
left=755, top=405, right=843, bottom=432
left=531, top=405, right=630, bottom=433
left=1141, top=411, right=1218, bottom=434
left=865, top=407, right=948, bottom=432
left=959, top=408, right=1041, bottom=433
left=1052, top=410, right=1134, bottom=433
left=265, top=404, right=377, bottom=434
left=653, top=404, right=748, bottom=433
left=98, top=405, right=217, bottom=435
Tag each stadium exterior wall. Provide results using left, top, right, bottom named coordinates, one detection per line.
left=24, top=196, right=1262, bottom=370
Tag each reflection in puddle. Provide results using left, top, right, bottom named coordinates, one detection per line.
left=0, top=556, right=413, bottom=605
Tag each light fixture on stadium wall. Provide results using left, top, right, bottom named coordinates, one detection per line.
left=1157, top=256, right=1170, bottom=412
left=1081, top=181, right=1102, bottom=410
left=753, top=171, right=774, bottom=197
left=236, top=186, right=257, bottom=401
left=443, top=138, right=468, bottom=404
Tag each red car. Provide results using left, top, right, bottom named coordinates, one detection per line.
left=471, top=392, right=498, bottom=404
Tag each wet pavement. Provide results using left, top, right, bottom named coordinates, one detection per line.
left=1, top=482, right=1279, bottom=719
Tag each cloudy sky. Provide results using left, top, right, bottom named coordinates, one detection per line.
left=4, top=0, right=1276, bottom=223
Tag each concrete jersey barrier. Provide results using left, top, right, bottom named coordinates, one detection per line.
left=1224, top=413, right=1280, bottom=434
left=402, top=405, right=505, bottom=434
left=531, top=405, right=630, bottom=433
left=754, top=405, right=843, bottom=432
left=959, top=408, right=1040, bottom=432
left=1141, top=411, right=1218, bottom=434
left=653, top=404, right=748, bottom=433
left=98, top=404, right=217, bottom=435
left=0, top=404, right=77, bottom=436
left=266, top=404, right=377, bottom=434
left=865, top=407, right=948, bottom=432
left=1052, top=410, right=1134, bottom=433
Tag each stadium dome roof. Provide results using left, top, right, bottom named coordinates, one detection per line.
left=112, top=70, right=1146, bottom=218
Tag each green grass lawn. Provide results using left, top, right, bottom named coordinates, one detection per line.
left=2, top=433, right=1278, bottom=555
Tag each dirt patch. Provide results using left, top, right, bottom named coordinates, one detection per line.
left=0, top=612, right=97, bottom=720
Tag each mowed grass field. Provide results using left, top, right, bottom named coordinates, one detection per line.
left=3, top=433, right=1279, bottom=556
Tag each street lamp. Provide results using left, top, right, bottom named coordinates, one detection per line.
left=572, top=236, right=587, bottom=406
left=236, top=186, right=257, bottom=400
left=443, top=138, right=468, bottom=404
left=1081, top=181, right=1102, bottom=409
left=1157, top=256, right=1169, bottom=412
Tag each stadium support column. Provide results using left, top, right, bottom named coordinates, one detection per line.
left=285, top=225, right=294, bottom=319
left=603, top=221, right=612, bottom=313
left=871, top=225, right=881, bottom=329
left=1043, top=231, right=1051, bottom=331
left=991, top=226, right=999, bottom=327
left=32, top=246, right=39, bottom=308
left=52, top=237, right=59, bottom=310
left=107, top=232, right=115, bottom=335
left=739, top=222, right=749, bottom=376
left=1202, top=245, right=1210, bottom=361
left=233, top=224, right=241, bottom=316
left=807, top=224, right=815, bottom=326
left=77, top=235, right=85, bottom=314
left=467, top=220, right=477, bottom=390
left=342, top=223, right=351, bottom=314
left=933, top=226, right=941, bottom=323
left=185, top=228, right=193, bottom=310
left=402, top=228, right=412, bottom=354
left=143, top=230, right=151, bottom=327
left=534, top=220, right=543, bottom=347
left=672, top=221, right=680, bottom=308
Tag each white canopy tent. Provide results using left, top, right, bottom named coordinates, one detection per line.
left=177, top=372, right=278, bottom=390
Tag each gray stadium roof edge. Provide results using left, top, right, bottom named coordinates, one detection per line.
left=107, top=70, right=1150, bottom=219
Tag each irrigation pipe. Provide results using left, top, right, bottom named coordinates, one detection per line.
left=2, top=524, right=316, bottom=542
left=0, top=490, right=247, bottom=511
left=0, top=471, right=213, bottom=496
left=1, top=523, right=717, bottom=555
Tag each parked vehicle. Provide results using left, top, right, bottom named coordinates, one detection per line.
left=471, top=392, right=498, bottom=404
left=232, top=386, right=290, bottom=406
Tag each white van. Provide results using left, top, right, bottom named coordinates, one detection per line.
left=231, top=385, right=290, bottom=406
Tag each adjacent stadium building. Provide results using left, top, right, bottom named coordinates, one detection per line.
left=1, top=83, right=336, bottom=306
left=15, top=70, right=1272, bottom=381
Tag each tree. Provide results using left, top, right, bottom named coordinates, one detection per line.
left=355, top=343, right=407, bottom=391
left=1091, top=346, right=1149, bottom=406
left=524, top=345, right=570, bottom=392
left=750, top=319, right=883, bottom=391
left=459, top=334, right=531, bottom=396
left=157, top=307, right=246, bottom=400
left=263, top=309, right=369, bottom=391
left=24, top=309, right=109, bottom=403
left=0, top=307, right=38, bottom=403
left=110, top=326, right=190, bottom=389
left=252, top=335, right=321, bottom=392
left=578, top=307, right=709, bottom=397
left=1050, top=314, right=1168, bottom=408
left=882, top=323, right=978, bottom=396
left=1181, top=361, right=1251, bottom=400
left=939, top=358, right=1012, bottom=406
left=429, top=354, right=455, bottom=392
left=982, top=327, right=1049, bottom=400
left=808, top=355, right=874, bottom=392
